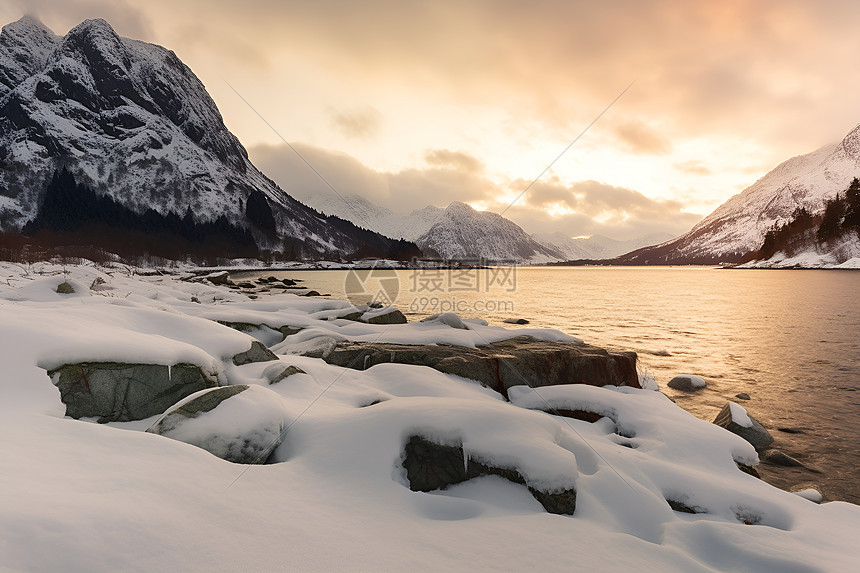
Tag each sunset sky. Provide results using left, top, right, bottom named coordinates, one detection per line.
left=5, top=0, right=860, bottom=240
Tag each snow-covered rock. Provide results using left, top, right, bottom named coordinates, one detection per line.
left=362, top=306, right=407, bottom=324
left=667, top=374, right=707, bottom=391
left=419, top=312, right=467, bottom=329
left=147, top=384, right=288, bottom=464
left=794, top=488, right=824, bottom=503
left=231, top=340, right=278, bottom=366
left=401, top=434, right=578, bottom=514
left=713, top=402, right=774, bottom=450
left=318, top=335, right=638, bottom=397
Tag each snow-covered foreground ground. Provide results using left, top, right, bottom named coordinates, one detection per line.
left=1, top=262, right=858, bottom=572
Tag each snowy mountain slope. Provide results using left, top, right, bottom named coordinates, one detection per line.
left=306, top=191, right=673, bottom=263
left=619, top=124, right=860, bottom=264
left=416, top=201, right=564, bottom=263
left=0, top=17, right=412, bottom=258
left=304, top=193, right=560, bottom=263
left=303, top=192, right=443, bottom=241
left=533, top=231, right=674, bottom=260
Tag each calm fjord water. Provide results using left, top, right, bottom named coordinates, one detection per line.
left=243, top=267, right=860, bottom=503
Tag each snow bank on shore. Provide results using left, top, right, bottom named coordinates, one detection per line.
left=740, top=233, right=860, bottom=269
left=0, top=261, right=857, bottom=572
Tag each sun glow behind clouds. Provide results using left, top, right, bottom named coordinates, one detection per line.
left=546, top=203, right=576, bottom=217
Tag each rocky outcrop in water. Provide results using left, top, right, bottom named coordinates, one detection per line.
left=713, top=402, right=774, bottom=450
left=668, top=374, right=707, bottom=391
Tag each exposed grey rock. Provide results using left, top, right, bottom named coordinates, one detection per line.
left=48, top=362, right=218, bottom=422
left=264, top=363, right=306, bottom=385
left=765, top=451, right=804, bottom=467
left=666, top=499, right=706, bottom=514
left=777, top=427, right=806, bottom=434
left=713, top=402, right=774, bottom=450
left=278, top=326, right=304, bottom=338
left=503, top=318, right=530, bottom=325
left=303, top=290, right=321, bottom=297
left=319, top=336, right=639, bottom=398
left=529, top=407, right=605, bottom=423
left=735, top=393, right=751, bottom=400
left=56, top=281, right=75, bottom=294
left=402, top=435, right=576, bottom=515
left=146, top=385, right=286, bottom=464
left=364, top=308, right=408, bottom=325
left=232, top=341, right=278, bottom=366
left=218, top=320, right=263, bottom=333
left=667, top=375, right=707, bottom=391
left=336, top=311, right=364, bottom=322
left=736, top=461, right=760, bottom=478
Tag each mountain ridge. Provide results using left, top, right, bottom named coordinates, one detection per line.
left=618, top=124, right=860, bottom=264
left=0, top=16, right=418, bottom=260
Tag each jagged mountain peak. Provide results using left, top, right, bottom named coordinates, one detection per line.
left=60, top=18, right=130, bottom=72
left=1, top=15, right=56, bottom=41
left=418, top=202, right=563, bottom=263
left=836, top=123, right=860, bottom=159
left=0, top=15, right=59, bottom=100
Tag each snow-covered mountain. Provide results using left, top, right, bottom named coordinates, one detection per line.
left=0, top=17, right=413, bottom=258
left=416, top=201, right=564, bottom=263
left=619, top=123, right=860, bottom=264
left=303, top=192, right=443, bottom=241
left=304, top=193, right=560, bottom=262
left=533, top=231, right=674, bottom=261
left=306, top=191, right=673, bottom=263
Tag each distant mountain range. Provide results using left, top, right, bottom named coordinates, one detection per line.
left=618, top=123, right=860, bottom=264
left=0, top=17, right=418, bottom=260
left=532, top=231, right=674, bottom=261
left=303, top=192, right=672, bottom=263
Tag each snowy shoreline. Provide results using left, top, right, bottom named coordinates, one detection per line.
left=1, top=261, right=858, bottom=571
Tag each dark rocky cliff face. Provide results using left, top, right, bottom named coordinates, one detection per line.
left=0, top=16, right=418, bottom=260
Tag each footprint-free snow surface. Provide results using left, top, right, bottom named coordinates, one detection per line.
left=0, top=262, right=857, bottom=571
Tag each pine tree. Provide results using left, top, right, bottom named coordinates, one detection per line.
left=844, top=177, right=860, bottom=229
left=817, top=193, right=846, bottom=242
